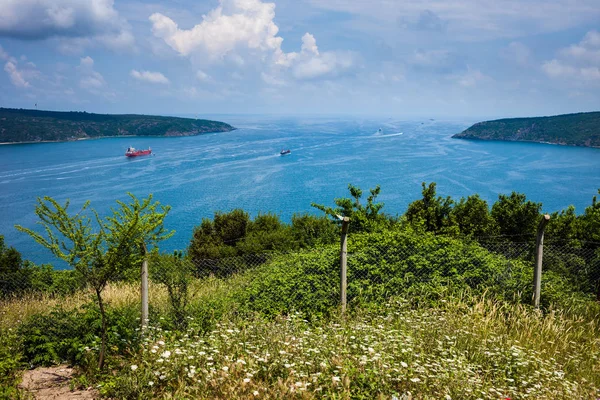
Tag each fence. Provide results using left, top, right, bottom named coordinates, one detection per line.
left=2, top=223, right=599, bottom=327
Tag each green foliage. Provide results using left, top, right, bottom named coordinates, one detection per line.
left=150, top=251, right=194, bottom=330
left=15, top=193, right=172, bottom=369
left=188, top=210, right=338, bottom=277
left=0, top=107, right=235, bottom=143
left=491, top=192, right=542, bottom=240
left=0, top=327, right=24, bottom=399
left=229, top=227, right=533, bottom=319
left=405, top=182, right=457, bottom=235
left=17, top=302, right=140, bottom=368
left=290, top=213, right=338, bottom=247
left=453, top=111, right=600, bottom=147
left=311, top=184, right=391, bottom=232
left=452, top=194, right=497, bottom=237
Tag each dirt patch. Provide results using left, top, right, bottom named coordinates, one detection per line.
left=19, top=366, right=98, bottom=400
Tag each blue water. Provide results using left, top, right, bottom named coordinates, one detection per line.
left=1, top=116, right=599, bottom=265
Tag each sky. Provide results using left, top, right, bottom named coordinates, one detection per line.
left=0, top=0, right=599, bottom=118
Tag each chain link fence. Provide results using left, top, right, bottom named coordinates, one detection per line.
left=2, top=235, right=600, bottom=312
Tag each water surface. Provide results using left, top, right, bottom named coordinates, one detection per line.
left=1, top=116, right=599, bottom=264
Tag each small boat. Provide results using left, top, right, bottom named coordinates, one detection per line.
left=125, top=146, right=152, bottom=157
left=280, top=149, right=291, bottom=156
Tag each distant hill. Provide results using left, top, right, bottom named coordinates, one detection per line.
left=452, top=112, right=600, bottom=148
left=0, top=108, right=235, bottom=144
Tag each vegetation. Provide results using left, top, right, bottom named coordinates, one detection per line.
left=1, top=183, right=599, bottom=398
left=0, top=107, right=235, bottom=143
left=452, top=111, right=600, bottom=147
left=15, top=194, right=172, bottom=369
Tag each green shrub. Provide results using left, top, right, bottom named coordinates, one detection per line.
left=0, top=327, right=24, bottom=399
left=17, top=302, right=140, bottom=368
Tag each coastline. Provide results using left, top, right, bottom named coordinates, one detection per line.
left=0, top=130, right=234, bottom=146
left=451, top=136, right=600, bottom=149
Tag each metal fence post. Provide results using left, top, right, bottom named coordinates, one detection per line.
left=339, top=217, right=350, bottom=314
left=141, top=244, right=149, bottom=331
left=533, top=214, right=550, bottom=308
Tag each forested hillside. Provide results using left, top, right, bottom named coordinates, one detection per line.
left=453, top=111, right=600, bottom=147
left=0, top=108, right=235, bottom=143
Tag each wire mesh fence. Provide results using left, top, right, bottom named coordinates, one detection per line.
left=1, top=236, right=599, bottom=310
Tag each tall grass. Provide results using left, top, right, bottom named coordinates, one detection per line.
left=95, top=293, right=600, bottom=399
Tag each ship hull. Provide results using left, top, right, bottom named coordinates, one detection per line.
left=125, top=149, right=152, bottom=157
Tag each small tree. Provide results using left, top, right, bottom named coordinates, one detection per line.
left=312, top=184, right=389, bottom=232
left=16, top=194, right=172, bottom=369
left=405, top=182, right=456, bottom=234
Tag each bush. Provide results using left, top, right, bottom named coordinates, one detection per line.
left=225, top=227, right=539, bottom=319
left=17, top=302, right=140, bottom=368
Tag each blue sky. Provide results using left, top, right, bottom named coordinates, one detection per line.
left=0, top=0, right=599, bottom=118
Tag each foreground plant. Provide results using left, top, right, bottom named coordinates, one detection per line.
left=16, top=194, right=172, bottom=369
left=99, top=295, right=600, bottom=399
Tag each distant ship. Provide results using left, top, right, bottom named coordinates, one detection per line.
left=125, top=147, right=152, bottom=157
left=280, top=149, right=291, bottom=155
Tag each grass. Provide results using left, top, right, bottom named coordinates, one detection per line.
left=2, top=258, right=600, bottom=399
left=94, top=293, right=600, bottom=399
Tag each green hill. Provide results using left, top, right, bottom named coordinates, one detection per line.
left=452, top=111, right=600, bottom=148
left=0, top=108, right=235, bottom=144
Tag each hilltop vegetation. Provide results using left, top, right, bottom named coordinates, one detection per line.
left=0, top=108, right=235, bottom=143
left=452, top=111, right=600, bottom=147
left=1, top=183, right=600, bottom=398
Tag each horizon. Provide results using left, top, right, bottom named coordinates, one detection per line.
left=0, top=0, right=599, bottom=118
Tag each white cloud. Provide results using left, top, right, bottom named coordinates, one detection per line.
left=292, top=51, right=354, bottom=80
left=300, top=33, right=319, bottom=55
left=0, top=0, right=134, bottom=52
left=4, top=61, right=30, bottom=88
left=502, top=42, right=532, bottom=66
left=306, top=0, right=600, bottom=41
left=78, top=56, right=105, bottom=90
left=2, top=46, right=38, bottom=89
left=196, top=70, right=211, bottom=82
left=410, top=49, right=451, bottom=68
left=0, top=45, right=9, bottom=61
left=149, top=0, right=282, bottom=58
left=130, top=70, right=170, bottom=84
left=261, top=72, right=286, bottom=86
left=542, top=30, right=600, bottom=84
left=150, top=0, right=354, bottom=80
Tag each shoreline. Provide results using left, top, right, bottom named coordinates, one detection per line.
left=0, top=130, right=235, bottom=146
left=452, top=136, right=600, bottom=149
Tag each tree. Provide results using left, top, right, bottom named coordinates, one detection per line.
left=405, top=182, right=456, bottom=235
left=490, top=192, right=541, bottom=240
left=16, top=194, right=172, bottom=369
left=0, top=235, right=24, bottom=297
left=452, top=194, right=496, bottom=238
left=311, top=184, right=390, bottom=232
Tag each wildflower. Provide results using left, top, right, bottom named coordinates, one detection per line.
left=244, top=378, right=251, bottom=383
left=161, top=351, right=171, bottom=359
left=148, top=381, right=154, bottom=387
left=253, top=391, right=259, bottom=396
left=410, top=378, right=421, bottom=383
left=401, top=362, right=408, bottom=368
left=222, top=366, right=229, bottom=372
left=237, top=359, right=247, bottom=365
left=332, top=376, right=341, bottom=382
left=130, top=365, right=138, bottom=371
left=158, top=341, right=165, bottom=346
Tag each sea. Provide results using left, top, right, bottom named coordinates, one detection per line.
left=1, top=115, right=599, bottom=266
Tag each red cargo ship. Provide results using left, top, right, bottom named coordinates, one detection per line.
left=125, top=147, right=152, bottom=157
